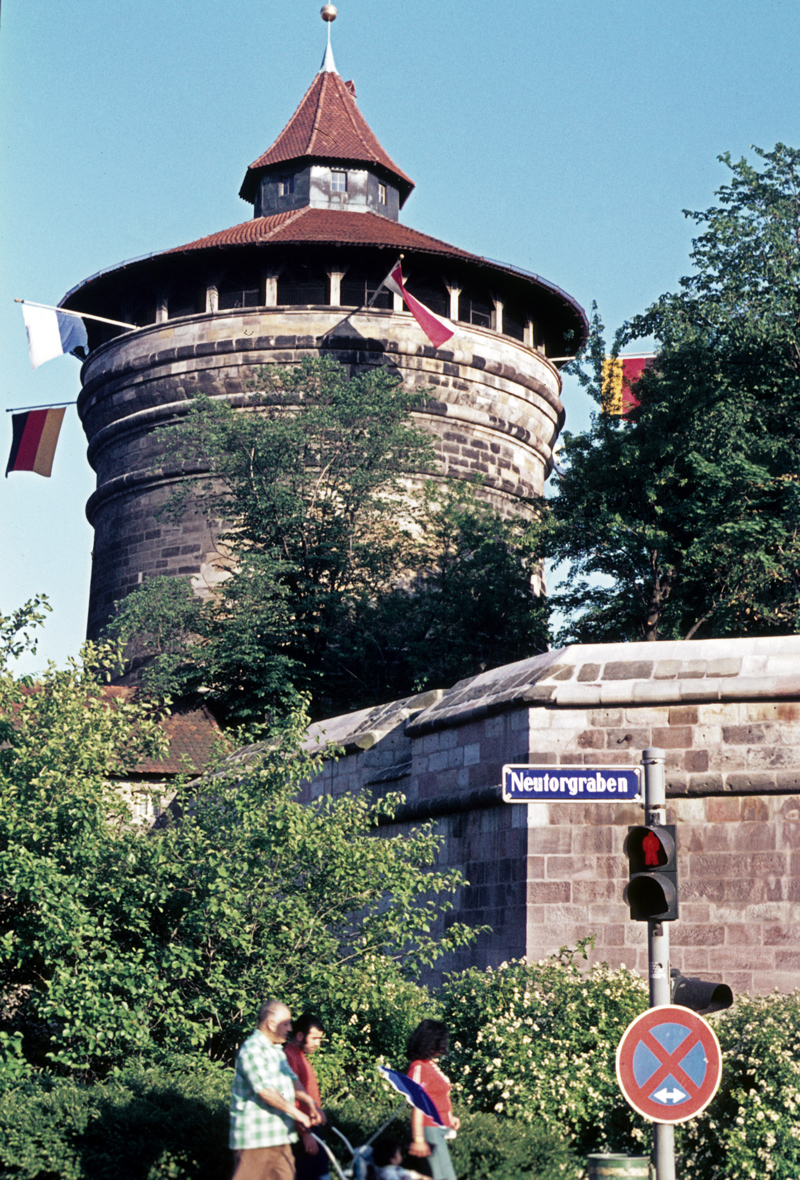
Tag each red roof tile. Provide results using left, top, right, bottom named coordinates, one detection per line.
left=134, top=703, right=222, bottom=775
left=99, top=688, right=223, bottom=776
left=240, top=71, right=414, bottom=204
left=167, top=207, right=476, bottom=261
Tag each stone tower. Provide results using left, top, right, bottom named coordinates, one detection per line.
left=62, top=14, right=587, bottom=641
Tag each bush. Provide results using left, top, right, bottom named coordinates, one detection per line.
left=303, top=964, right=435, bottom=1100
left=323, top=1098, right=579, bottom=1180
left=677, top=990, right=800, bottom=1179
left=440, top=943, right=650, bottom=1156
left=0, top=620, right=474, bottom=1077
left=0, top=1064, right=229, bottom=1180
left=448, top=1110, right=580, bottom=1180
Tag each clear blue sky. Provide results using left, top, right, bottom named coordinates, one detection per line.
left=2, top=0, right=799, bottom=671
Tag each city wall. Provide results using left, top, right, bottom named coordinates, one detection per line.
left=302, top=635, right=800, bottom=996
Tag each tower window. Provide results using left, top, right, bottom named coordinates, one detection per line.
left=168, top=282, right=202, bottom=319
left=331, top=170, right=347, bottom=193
left=278, top=176, right=295, bottom=196
left=218, top=271, right=261, bottom=310
left=341, top=269, right=392, bottom=310
left=277, top=264, right=327, bottom=306
left=378, top=183, right=386, bottom=204
left=502, top=302, right=526, bottom=342
left=458, top=290, right=493, bottom=330
left=405, top=275, right=449, bottom=319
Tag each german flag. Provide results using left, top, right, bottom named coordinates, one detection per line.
left=601, top=356, right=652, bottom=416
left=6, top=408, right=66, bottom=477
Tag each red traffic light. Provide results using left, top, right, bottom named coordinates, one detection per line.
left=625, top=824, right=678, bottom=922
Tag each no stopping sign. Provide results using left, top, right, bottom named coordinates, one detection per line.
left=616, top=1005, right=722, bottom=1124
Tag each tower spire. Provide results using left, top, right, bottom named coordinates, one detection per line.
left=320, top=5, right=338, bottom=74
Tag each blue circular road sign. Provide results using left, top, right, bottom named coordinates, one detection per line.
left=616, top=1005, right=722, bottom=1124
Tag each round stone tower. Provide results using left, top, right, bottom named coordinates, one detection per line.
left=62, top=14, right=587, bottom=641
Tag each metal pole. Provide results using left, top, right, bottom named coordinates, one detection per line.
left=642, top=747, right=675, bottom=1180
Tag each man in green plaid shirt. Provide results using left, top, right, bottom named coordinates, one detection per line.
left=230, top=999, right=321, bottom=1180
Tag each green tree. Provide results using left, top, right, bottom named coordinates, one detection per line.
left=109, top=358, right=548, bottom=721
left=546, top=144, right=800, bottom=643
left=0, top=607, right=474, bottom=1079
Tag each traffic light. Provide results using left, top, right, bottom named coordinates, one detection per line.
left=624, top=823, right=678, bottom=922
left=671, top=969, right=733, bottom=1014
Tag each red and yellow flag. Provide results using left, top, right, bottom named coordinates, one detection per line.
left=6, top=407, right=66, bottom=477
left=601, top=356, right=651, bottom=416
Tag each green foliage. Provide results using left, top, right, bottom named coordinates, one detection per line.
left=440, top=943, right=650, bottom=1156
left=448, top=1110, right=581, bottom=1180
left=319, top=483, right=549, bottom=708
left=0, top=595, right=51, bottom=665
left=0, top=606, right=474, bottom=1079
left=321, top=1097, right=579, bottom=1180
left=108, top=358, right=548, bottom=722
left=677, top=991, right=800, bottom=1180
left=547, top=145, right=800, bottom=642
left=307, top=969, right=434, bottom=1100
left=0, top=1064, right=230, bottom=1180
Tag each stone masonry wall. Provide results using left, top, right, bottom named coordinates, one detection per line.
left=303, top=636, right=800, bottom=996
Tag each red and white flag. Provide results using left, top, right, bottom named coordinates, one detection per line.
left=381, top=261, right=455, bottom=348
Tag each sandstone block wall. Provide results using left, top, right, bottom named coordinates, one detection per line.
left=304, top=636, right=800, bottom=995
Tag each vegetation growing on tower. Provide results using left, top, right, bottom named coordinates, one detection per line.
left=108, top=357, right=549, bottom=724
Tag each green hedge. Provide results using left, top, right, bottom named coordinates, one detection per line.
left=440, top=945, right=650, bottom=1156
left=0, top=1078, right=578, bottom=1180
left=308, top=1098, right=580, bottom=1180
left=0, top=1064, right=230, bottom=1180
left=2, top=964, right=800, bottom=1179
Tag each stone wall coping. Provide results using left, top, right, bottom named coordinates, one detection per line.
left=404, top=635, right=800, bottom=735
left=305, top=688, right=444, bottom=754
left=303, top=637, right=800, bottom=749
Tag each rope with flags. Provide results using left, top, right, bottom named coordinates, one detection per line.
left=7, top=299, right=138, bottom=478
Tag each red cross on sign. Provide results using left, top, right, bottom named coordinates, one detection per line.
left=616, top=1006, right=722, bottom=1124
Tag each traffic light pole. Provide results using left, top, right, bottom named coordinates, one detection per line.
left=642, top=747, right=676, bottom=1180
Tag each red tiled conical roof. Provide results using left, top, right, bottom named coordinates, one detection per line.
left=167, top=207, right=474, bottom=259
left=239, top=70, right=414, bottom=206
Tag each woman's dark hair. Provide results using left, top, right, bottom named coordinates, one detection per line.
left=406, top=1018, right=449, bottom=1062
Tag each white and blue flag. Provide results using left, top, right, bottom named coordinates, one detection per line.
left=378, top=1066, right=444, bottom=1125
left=21, top=302, right=88, bottom=369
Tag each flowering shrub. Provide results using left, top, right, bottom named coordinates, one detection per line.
left=678, top=990, right=800, bottom=1179
left=448, top=1110, right=581, bottom=1180
left=441, top=941, right=649, bottom=1156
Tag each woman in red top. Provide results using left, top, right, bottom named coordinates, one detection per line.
left=406, top=1020, right=460, bottom=1180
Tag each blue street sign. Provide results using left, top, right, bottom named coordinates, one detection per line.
left=502, top=764, right=641, bottom=803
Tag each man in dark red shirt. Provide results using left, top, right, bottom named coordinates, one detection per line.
left=284, top=1014, right=329, bottom=1180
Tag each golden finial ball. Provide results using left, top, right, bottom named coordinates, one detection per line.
left=321, top=5, right=338, bottom=21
